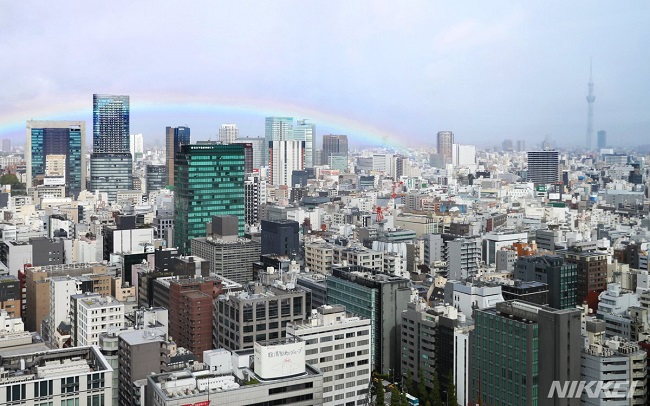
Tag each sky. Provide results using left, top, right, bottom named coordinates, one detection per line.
left=1, top=1, right=649, bottom=149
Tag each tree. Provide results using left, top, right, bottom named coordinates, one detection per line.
left=424, top=400, right=432, bottom=406
left=400, top=391, right=409, bottom=406
left=417, top=368, right=427, bottom=400
left=429, top=372, right=443, bottom=406
left=390, top=387, right=401, bottom=406
left=376, top=380, right=386, bottom=406
left=447, top=372, right=458, bottom=406
left=406, top=370, right=414, bottom=396
left=0, top=174, right=19, bottom=185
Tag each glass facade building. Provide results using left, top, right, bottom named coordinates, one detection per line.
left=165, top=126, right=191, bottom=186
left=174, top=144, right=246, bottom=255
left=93, top=94, right=130, bottom=153
left=294, top=119, right=316, bottom=168
left=264, top=117, right=293, bottom=166
left=146, top=164, right=168, bottom=194
left=89, top=153, right=133, bottom=201
left=26, top=121, right=86, bottom=197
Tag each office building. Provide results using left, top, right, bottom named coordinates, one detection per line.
left=145, top=345, right=323, bottom=406
left=236, top=136, right=265, bottom=169
left=191, top=216, right=261, bottom=284
left=0, top=346, right=113, bottom=406
left=561, top=248, right=608, bottom=305
left=321, top=134, right=348, bottom=168
left=165, top=126, right=190, bottom=186
left=244, top=173, right=263, bottom=226
left=444, top=280, right=504, bottom=318
left=452, top=143, right=476, bottom=167
left=264, top=117, right=293, bottom=165
left=146, top=164, right=167, bottom=193
left=26, top=120, right=86, bottom=197
left=215, top=267, right=310, bottom=351
left=130, top=133, right=143, bottom=160
left=0, top=274, right=20, bottom=318
left=597, top=130, right=607, bottom=150
left=436, top=131, right=454, bottom=164
left=2, top=138, right=10, bottom=152
left=295, top=119, right=316, bottom=168
left=401, top=300, right=438, bottom=391
left=261, top=219, right=300, bottom=257
left=174, top=143, right=246, bottom=255
left=326, top=266, right=411, bottom=376
left=471, top=301, right=582, bottom=406
left=581, top=320, right=646, bottom=405
left=501, top=281, right=549, bottom=306
left=445, top=236, right=481, bottom=280
left=269, top=140, right=305, bottom=186
left=219, top=123, right=239, bottom=144
left=287, top=305, right=371, bottom=406
left=89, top=152, right=133, bottom=201
left=527, top=150, right=560, bottom=184
left=514, top=255, right=578, bottom=310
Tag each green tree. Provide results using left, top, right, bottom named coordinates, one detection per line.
left=447, top=372, right=458, bottom=406
left=376, top=380, right=386, bottom=406
left=406, top=370, right=414, bottom=396
left=0, top=174, right=19, bottom=185
left=400, top=391, right=409, bottom=406
left=417, top=368, right=428, bottom=400
left=390, top=387, right=401, bottom=406
left=429, top=372, right=443, bottom=406
left=423, top=400, right=431, bottom=406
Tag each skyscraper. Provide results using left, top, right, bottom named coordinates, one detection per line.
left=264, top=117, right=293, bottom=165
left=436, top=131, right=454, bottom=164
left=174, top=143, right=245, bottom=255
left=269, top=140, right=305, bottom=186
left=92, top=94, right=130, bottom=153
left=165, top=126, right=190, bottom=186
left=585, top=61, right=596, bottom=150
left=90, top=94, right=133, bottom=200
left=219, top=123, right=238, bottom=144
left=597, top=130, right=607, bottom=149
left=26, top=120, right=86, bottom=197
left=321, top=134, right=348, bottom=168
left=527, top=150, right=559, bottom=184
left=294, top=119, right=316, bottom=167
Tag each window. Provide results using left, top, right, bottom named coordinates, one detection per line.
left=87, top=373, right=104, bottom=390
left=87, top=394, right=104, bottom=406
left=6, top=384, right=26, bottom=402
left=34, top=380, right=53, bottom=398
left=61, top=376, right=79, bottom=393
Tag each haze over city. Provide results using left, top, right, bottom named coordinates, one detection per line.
left=1, top=1, right=649, bottom=148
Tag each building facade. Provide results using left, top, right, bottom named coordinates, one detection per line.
left=165, top=126, right=190, bottom=186
left=527, top=150, right=560, bottom=184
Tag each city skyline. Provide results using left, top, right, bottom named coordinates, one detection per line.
left=1, top=2, right=649, bottom=148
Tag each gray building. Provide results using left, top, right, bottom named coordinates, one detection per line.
left=89, top=152, right=133, bottom=201
left=261, top=219, right=300, bottom=257
left=527, top=150, right=560, bottom=184
left=401, top=301, right=437, bottom=390
left=326, top=266, right=411, bottom=376
left=146, top=164, right=167, bottom=193
left=191, top=216, right=261, bottom=284
left=215, top=267, right=310, bottom=352
left=445, top=236, right=481, bottom=280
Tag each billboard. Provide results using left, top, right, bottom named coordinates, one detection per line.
left=254, top=340, right=306, bottom=379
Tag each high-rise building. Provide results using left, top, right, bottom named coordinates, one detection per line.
left=90, top=94, right=132, bottom=200
left=436, top=131, right=454, bottom=164
left=174, top=143, right=245, bottom=255
left=326, top=266, right=411, bottom=376
left=470, top=301, right=582, bottom=406
left=561, top=249, right=608, bottom=306
left=597, top=130, right=607, bottom=149
left=244, top=173, right=263, bottom=225
left=264, top=117, right=293, bottom=165
left=261, top=219, right=300, bottom=257
left=452, top=143, right=476, bottom=167
left=269, top=140, right=304, bottom=186
left=93, top=94, right=130, bottom=153
left=527, top=150, right=559, bottom=184
left=146, top=164, right=167, bottom=193
left=1, top=138, right=10, bottom=153
left=444, top=236, right=481, bottom=280
left=130, top=133, right=143, bottom=160
left=514, top=255, right=578, bottom=310
left=26, top=120, right=86, bottom=197
left=236, top=136, right=264, bottom=169
left=295, top=119, right=316, bottom=168
left=219, top=123, right=239, bottom=144
left=70, top=292, right=124, bottom=347
left=287, top=305, right=372, bottom=406
left=165, top=126, right=190, bottom=186
left=321, top=134, right=348, bottom=168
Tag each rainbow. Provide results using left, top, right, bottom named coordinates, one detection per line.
left=0, top=93, right=408, bottom=147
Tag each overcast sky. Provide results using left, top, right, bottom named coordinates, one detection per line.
left=1, top=1, right=649, bottom=148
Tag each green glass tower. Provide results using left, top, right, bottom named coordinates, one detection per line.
left=174, top=143, right=246, bottom=255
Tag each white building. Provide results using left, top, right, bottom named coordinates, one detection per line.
left=287, top=305, right=372, bottom=406
left=219, top=123, right=239, bottom=144
left=452, top=144, right=476, bottom=168
left=444, top=280, right=504, bottom=318
left=0, top=346, right=113, bottom=405
left=72, top=293, right=125, bottom=347
left=48, top=276, right=81, bottom=346
left=270, top=140, right=305, bottom=186
left=130, top=133, right=144, bottom=160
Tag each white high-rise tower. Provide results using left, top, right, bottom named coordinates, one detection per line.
left=585, top=60, right=596, bottom=150
left=219, top=124, right=239, bottom=144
